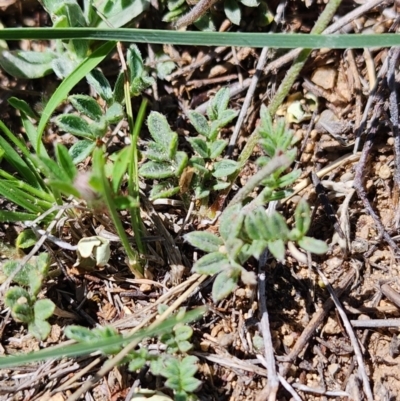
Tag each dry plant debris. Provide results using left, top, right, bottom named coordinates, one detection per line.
left=0, top=0, right=400, bottom=400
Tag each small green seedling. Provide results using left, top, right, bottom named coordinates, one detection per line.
left=185, top=107, right=328, bottom=301
left=139, top=87, right=239, bottom=210
left=3, top=253, right=55, bottom=340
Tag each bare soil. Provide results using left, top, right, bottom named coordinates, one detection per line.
left=0, top=0, right=400, bottom=400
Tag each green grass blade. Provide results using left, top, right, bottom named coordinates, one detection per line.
left=0, top=210, right=38, bottom=223
left=0, top=181, right=51, bottom=213
left=0, top=169, right=54, bottom=202
left=0, top=28, right=399, bottom=48
left=0, top=122, right=41, bottom=188
left=36, top=41, right=116, bottom=150
left=0, top=307, right=205, bottom=369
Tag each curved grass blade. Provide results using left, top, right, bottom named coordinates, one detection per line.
left=36, top=41, right=116, bottom=150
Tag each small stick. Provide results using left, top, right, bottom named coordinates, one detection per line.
left=350, top=318, right=400, bottom=328
left=174, top=0, right=219, bottom=29
left=353, top=106, right=400, bottom=254
left=279, top=268, right=355, bottom=377
left=315, top=266, right=373, bottom=401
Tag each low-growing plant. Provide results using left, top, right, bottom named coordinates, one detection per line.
left=3, top=253, right=55, bottom=340
left=164, top=0, right=273, bottom=29
left=185, top=106, right=328, bottom=301
left=66, top=307, right=201, bottom=401
left=0, top=0, right=150, bottom=80
left=139, top=87, right=239, bottom=212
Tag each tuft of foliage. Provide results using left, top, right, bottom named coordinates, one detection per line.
left=185, top=106, right=328, bottom=301
left=0, top=0, right=150, bottom=80
left=139, top=87, right=239, bottom=207
left=3, top=253, right=55, bottom=340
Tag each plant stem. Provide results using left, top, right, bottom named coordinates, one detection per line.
left=128, top=97, right=148, bottom=256
left=93, top=148, right=143, bottom=278
left=229, top=154, right=291, bottom=207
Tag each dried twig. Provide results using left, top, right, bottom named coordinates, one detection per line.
left=353, top=107, right=400, bottom=254
left=315, top=266, right=373, bottom=401
left=279, top=268, right=355, bottom=377
left=174, top=0, right=219, bottom=28
left=226, top=1, right=285, bottom=156
left=387, top=47, right=400, bottom=225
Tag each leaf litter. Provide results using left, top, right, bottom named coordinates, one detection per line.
left=0, top=0, right=400, bottom=400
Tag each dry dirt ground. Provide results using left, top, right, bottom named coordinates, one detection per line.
left=0, top=0, right=400, bottom=400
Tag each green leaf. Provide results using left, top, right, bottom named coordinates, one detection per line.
left=105, top=102, right=124, bottom=124
left=295, top=199, right=311, bottom=237
left=245, top=207, right=271, bottom=241
left=145, top=142, right=170, bottom=162
left=37, top=41, right=116, bottom=149
left=212, top=270, right=239, bottom=301
left=173, top=151, right=189, bottom=177
left=192, top=252, right=228, bottom=275
left=8, top=97, right=37, bottom=119
left=36, top=155, right=69, bottom=182
left=212, top=181, right=230, bottom=191
left=209, top=139, right=227, bottom=159
left=174, top=325, right=193, bottom=342
left=65, top=325, right=97, bottom=342
left=87, top=69, right=113, bottom=104
left=208, top=87, right=230, bottom=121
left=139, top=161, right=175, bottom=179
left=128, top=355, right=147, bottom=371
left=149, top=182, right=180, bottom=200
left=55, top=114, right=94, bottom=139
left=177, top=340, right=193, bottom=353
left=212, top=159, right=239, bottom=178
left=127, top=45, right=154, bottom=95
left=180, top=355, right=199, bottom=377
left=113, top=72, right=124, bottom=104
left=34, top=299, right=55, bottom=321
left=247, top=239, right=268, bottom=259
left=16, top=229, right=37, bottom=249
left=109, top=147, right=130, bottom=193
left=215, top=108, right=238, bottom=127
left=225, top=237, right=244, bottom=260
left=268, top=239, right=285, bottom=261
left=155, top=53, right=176, bottom=79
left=69, top=139, right=96, bottom=164
left=167, top=0, right=186, bottom=11
left=0, top=49, right=55, bottom=79
left=147, top=112, right=177, bottom=153
left=190, top=157, right=208, bottom=174
left=69, top=94, right=103, bottom=121
left=48, top=180, right=81, bottom=198
left=275, top=169, right=301, bottom=188
left=268, top=211, right=289, bottom=240
left=55, top=144, right=77, bottom=181
left=12, top=303, right=34, bottom=323
left=4, top=286, right=31, bottom=309
left=219, top=203, right=244, bottom=241
left=187, top=111, right=210, bottom=137
left=298, top=236, right=328, bottom=254
left=184, top=231, right=222, bottom=253
left=29, top=320, right=51, bottom=341
left=95, top=0, right=150, bottom=29
left=181, top=376, right=202, bottom=393
left=187, top=137, right=209, bottom=158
